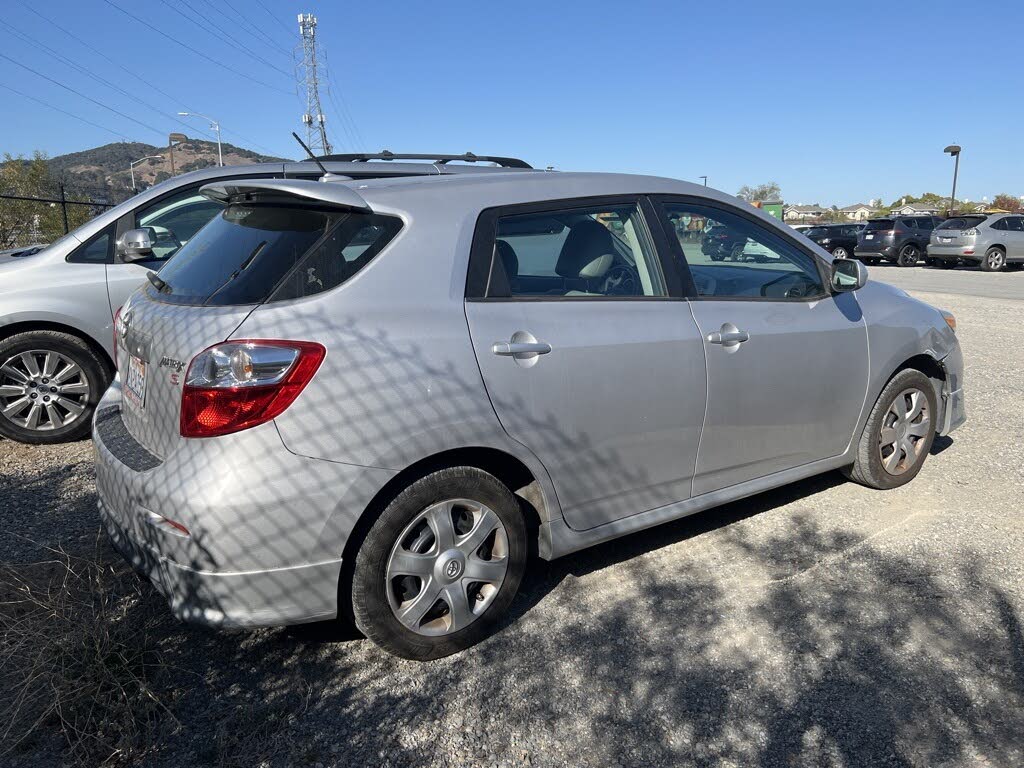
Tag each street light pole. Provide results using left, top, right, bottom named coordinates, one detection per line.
left=944, top=145, right=961, bottom=216
left=699, top=175, right=708, bottom=187
left=130, top=155, right=163, bottom=192
left=178, top=112, right=223, bottom=167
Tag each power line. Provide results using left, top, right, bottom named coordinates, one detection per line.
left=0, top=52, right=169, bottom=139
left=322, top=48, right=367, bottom=152
left=0, top=82, right=130, bottom=141
left=252, top=0, right=297, bottom=39
left=15, top=2, right=282, bottom=158
left=100, top=0, right=294, bottom=95
left=211, top=0, right=294, bottom=57
left=0, top=20, right=219, bottom=143
left=160, top=0, right=295, bottom=80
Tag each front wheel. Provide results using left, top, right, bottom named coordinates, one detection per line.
left=843, top=369, right=937, bottom=490
left=0, top=331, right=110, bottom=444
left=896, top=244, right=921, bottom=267
left=981, top=246, right=1006, bottom=272
left=351, top=467, right=527, bottom=660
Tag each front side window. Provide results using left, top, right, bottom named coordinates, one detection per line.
left=134, top=187, right=226, bottom=261
left=659, top=202, right=825, bottom=300
left=487, top=204, right=666, bottom=298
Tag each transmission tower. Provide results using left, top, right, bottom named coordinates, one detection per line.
left=297, top=13, right=331, bottom=155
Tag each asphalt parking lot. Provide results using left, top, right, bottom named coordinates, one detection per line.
left=1, top=265, right=1023, bottom=768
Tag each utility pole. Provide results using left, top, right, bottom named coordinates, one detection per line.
left=298, top=13, right=331, bottom=156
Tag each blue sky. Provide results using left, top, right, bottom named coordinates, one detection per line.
left=1, top=0, right=1021, bottom=205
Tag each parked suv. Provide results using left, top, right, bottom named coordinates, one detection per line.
left=0, top=153, right=533, bottom=444
left=801, top=223, right=864, bottom=260
left=856, top=215, right=944, bottom=266
left=928, top=213, right=1024, bottom=271
left=93, top=171, right=965, bottom=659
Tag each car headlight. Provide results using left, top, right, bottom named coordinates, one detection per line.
left=939, top=309, right=956, bottom=333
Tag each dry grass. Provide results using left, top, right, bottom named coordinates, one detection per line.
left=0, top=533, right=177, bottom=767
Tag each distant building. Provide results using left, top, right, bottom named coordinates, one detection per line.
left=783, top=204, right=828, bottom=222
left=891, top=202, right=941, bottom=216
left=839, top=203, right=878, bottom=221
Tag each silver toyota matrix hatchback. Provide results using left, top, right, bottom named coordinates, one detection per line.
left=93, top=169, right=966, bottom=659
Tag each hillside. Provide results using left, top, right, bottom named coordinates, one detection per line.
left=43, top=140, right=289, bottom=203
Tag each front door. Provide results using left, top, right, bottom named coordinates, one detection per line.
left=656, top=198, right=870, bottom=496
left=464, top=199, right=707, bottom=531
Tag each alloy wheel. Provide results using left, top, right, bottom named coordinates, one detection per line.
left=386, top=498, right=509, bottom=636
left=0, top=350, right=90, bottom=431
left=986, top=249, right=1005, bottom=270
left=878, top=387, right=931, bottom=475
left=832, top=247, right=848, bottom=259
left=898, top=245, right=919, bottom=267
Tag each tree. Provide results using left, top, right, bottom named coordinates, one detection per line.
left=0, top=152, right=92, bottom=248
left=737, top=182, right=782, bottom=203
left=992, top=194, right=1022, bottom=213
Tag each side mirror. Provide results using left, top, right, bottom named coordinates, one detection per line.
left=116, top=228, right=156, bottom=262
left=831, top=257, right=868, bottom=292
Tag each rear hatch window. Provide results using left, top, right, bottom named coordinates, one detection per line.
left=864, top=219, right=894, bottom=231
left=937, top=216, right=986, bottom=230
left=151, top=203, right=401, bottom=306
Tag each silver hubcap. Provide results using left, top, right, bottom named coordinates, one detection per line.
left=386, top=499, right=509, bottom=636
left=878, top=387, right=931, bottom=476
left=988, top=250, right=1004, bottom=269
left=834, top=248, right=847, bottom=258
left=0, top=350, right=90, bottom=432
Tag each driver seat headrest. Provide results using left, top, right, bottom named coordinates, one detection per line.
left=555, top=220, right=615, bottom=279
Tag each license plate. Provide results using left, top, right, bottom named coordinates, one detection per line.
left=940, top=237, right=952, bottom=243
left=124, top=355, right=147, bottom=410
left=865, top=234, right=874, bottom=240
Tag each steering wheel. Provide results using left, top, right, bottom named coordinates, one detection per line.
left=601, top=264, right=640, bottom=296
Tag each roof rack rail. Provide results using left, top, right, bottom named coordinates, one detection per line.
left=310, top=151, right=532, bottom=169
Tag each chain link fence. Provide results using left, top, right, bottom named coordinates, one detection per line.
left=0, top=183, right=113, bottom=250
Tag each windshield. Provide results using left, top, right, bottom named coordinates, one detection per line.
left=864, top=219, right=894, bottom=231
left=937, top=216, right=986, bottom=230
left=151, top=203, right=402, bottom=306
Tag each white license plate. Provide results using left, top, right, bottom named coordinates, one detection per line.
left=124, top=355, right=147, bottom=410
left=865, top=234, right=874, bottom=240
left=940, top=237, right=952, bottom=243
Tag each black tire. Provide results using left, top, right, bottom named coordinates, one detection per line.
left=843, top=368, right=937, bottom=490
left=896, top=243, right=921, bottom=267
left=351, top=467, right=527, bottom=660
left=980, top=246, right=1006, bottom=272
left=0, top=330, right=111, bottom=444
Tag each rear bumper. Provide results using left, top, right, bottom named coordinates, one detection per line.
left=927, top=244, right=976, bottom=261
left=855, top=245, right=895, bottom=260
left=92, top=381, right=396, bottom=629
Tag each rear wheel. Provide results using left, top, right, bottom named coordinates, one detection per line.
left=981, top=246, right=1006, bottom=272
left=831, top=246, right=850, bottom=259
left=843, top=369, right=937, bottom=490
left=896, top=243, right=921, bottom=267
left=0, top=331, right=109, bottom=444
left=351, top=467, right=527, bottom=660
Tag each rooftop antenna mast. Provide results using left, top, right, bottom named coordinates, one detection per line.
left=297, top=13, right=331, bottom=156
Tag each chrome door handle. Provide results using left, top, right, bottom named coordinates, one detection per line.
left=706, top=330, right=750, bottom=345
left=492, top=341, right=552, bottom=356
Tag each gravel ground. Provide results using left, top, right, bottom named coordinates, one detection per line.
left=1, top=269, right=1023, bottom=767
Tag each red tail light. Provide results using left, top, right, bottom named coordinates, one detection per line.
left=180, top=340, right=326, bottom=438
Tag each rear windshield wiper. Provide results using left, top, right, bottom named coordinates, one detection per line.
left=146, top=271, right=170, bottom=293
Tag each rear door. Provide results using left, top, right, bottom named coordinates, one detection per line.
left=464, top=197, right=707, bottom=531
left=653, top=197, right=870, bottom=496
left=1004, top=216, right=1024, bottom=258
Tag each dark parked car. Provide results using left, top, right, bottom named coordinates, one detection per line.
left=801, top=224, right=863, bottom=260
left=855, top=216, right=944, bottom=267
